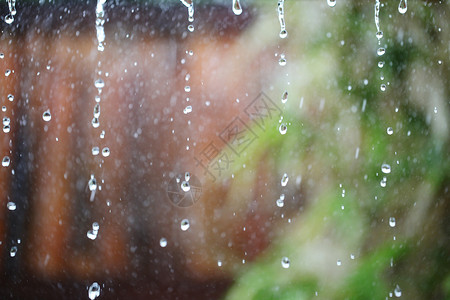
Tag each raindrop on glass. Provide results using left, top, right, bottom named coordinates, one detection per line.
left=281, top=173, right=289, bottom=187
left=389, top=217, right=396, bottom=227
left=387, top=127, right=393, bottom=135
left=376, top=31, right=383, bottom=40
left=87, top=229, right=98, bottom=240
left=88, top=282, right=101, bottom=300
left=377, top=48, right=386, bottom=56
left=394, top=285, right=402, bottom=297
left=398, top=0, right=407, bottom=14
left=327, top=0, right=336, bottom=7
left=160, top=238, right=167, bottom=248
left=93, top=104, right=100, bottom=118
left=278, top=55, right=287, bottom=66
left=279, top=123, right=287, bottom=135
left=183, top=105, right=192, bottom=114
left=276, top=194, right=285, bottom=208
left=378, top=61, right=385, bottom=68
left=88, top=175, right=97, bottom=191
left=92, top=117, right=100, bottom=128
left=10, top=246, right=17, bottom=257
left=232, top=0, right=242, bottom=15
left=92, top=146, right=100, bottom=156
left=180, top=219, right=190, bottom=231
left=181, top=181, right=190, bottom=192
left=7, top=201, right=16, bottom=211
left=381, top=163, right=391, bottom=174
left=281, top=91, right=288, bottom=104
left=2, top=156, right=10, bottom=167
left=281, top=256, right=290, bottom=268
left=4, top=14, right=14, bottom=25
left=101, top=147, right=110, bottom=157
left=94, top=79, right=105, bottom=89
left=3, top=117, right=10, bottom=126
left=42, top=110, right=52, bottom=122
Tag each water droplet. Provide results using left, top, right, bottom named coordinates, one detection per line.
left=0, top=53, right=3, bottom=59
left=327, top=0, right=336, bottom=7
left=92, top=146, right=100, bottom=156
left=101, top=147, right=110, bottom=157
left=378, top=61, right=385, bottom=68
left=42, top=110, right=52, bottom=122
left=3, top=117, right=10, bottom=126
left=88, top=282, right=101, bottom=300
left=3, top=125, right=10, bottom=133
left=276, top=194, right=285, bottom=207
left=87, top=229, right=98, bottom=240
left=387, top=127, right=393, bottom=135
left=10, top=246, right=17, bottom=257
left=2, top=106, right=6, bottom=112
left=100, top=130, right=105, bottom=139
left=380, top=176, right=387, bottom=188
left=94, top=79, right=105, bottom=89
left=92, top=222, right=100, bottom=231
left=381, top=163, right=391, bottom=174
left=389, top=217, right=396, bottom=227
left=5, top=69, right=11, bottom=77
left=376, top=31, right=383, bottom=40
left=232, top=0, right=242, bottom=15
left=394, top=284, right=402, bottom=297
left=278, top=54, right=287, bottom=66
left=187, top=24, right=194, bottom=32
left=398, top=0, right=407, bottom=14
left=180, top=219, right=190, bottom=231
left=281, top=91, right=288, bottom=104
left=281, top=256, right=290, bottom=268
left=377, top=48, right=386, bottom=56
left=380, top=84, right=386, bottom=91
left=93, top=104, right=100, bottom=118
left=183, top=105, right=192, bottom=114
left=185, top=172, right=191, bottom=182
left=277, top=0, right=287, bottom=39
left=7, top=201, right=16, bottom=211
left=184, top=86, right=191, bottom=92
left=92, top=117, right=100, bottom=128
left=88, top=175, right=97, bottom=192
left=4, top=14, right=14, bottom=25
left=2, top=156, right=10, bottom=167
left=160, top=238, right=168, bottom=248
left=350, top=254, right=355, bottom=260
left=337, top=259, right=342, bottom=266
left=181, top=181, right=190, bottom=192
left=279, top=123, right=287, bottom=135
left=281, top=173, right=289, bottom=187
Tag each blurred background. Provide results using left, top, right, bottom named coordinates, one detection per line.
left=0, top=0, right=449, bottom=299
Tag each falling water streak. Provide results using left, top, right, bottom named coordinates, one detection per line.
left=4, top=0, right=16, bottom=24
left=180, top=0, right=194, bottom=31
left=277, top=0, right=287, bottom=38
left=374, top=0, right=381, bottom=37
left=398, top=0, right=407, bottom=14
left=232, top=0, right=242, bottom=15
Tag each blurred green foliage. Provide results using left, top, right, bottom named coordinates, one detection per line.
left=223, top=1, right=449, bottom=299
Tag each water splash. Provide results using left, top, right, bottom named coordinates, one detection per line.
left=232, top=0, right=243, bottom=15
left=398, top=0, right=407, bottom=14
left=277, top=0, right=287, bottom=38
